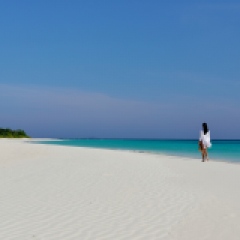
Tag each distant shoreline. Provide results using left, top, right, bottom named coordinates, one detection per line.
left=31, top=138, right=240, bottom=141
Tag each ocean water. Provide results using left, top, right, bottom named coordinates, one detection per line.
left=37, top=139, right=240, bottom=163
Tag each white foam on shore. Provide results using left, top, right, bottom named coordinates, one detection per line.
left=1, top=140, right=240, bottom=239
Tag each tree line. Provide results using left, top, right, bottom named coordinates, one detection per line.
left=0, top=128, right=30, bottom=138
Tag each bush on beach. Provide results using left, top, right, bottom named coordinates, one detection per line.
left=0, top=128, right=30, bottom=138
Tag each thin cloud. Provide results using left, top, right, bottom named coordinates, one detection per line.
left=180, top=3, right=240, bottom=24
left=1, top=84, right=239, bottom=138
left=199, top=3, right=240, bottom=11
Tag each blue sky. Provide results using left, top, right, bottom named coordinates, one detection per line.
left=0, top=1, right=240, bottom=138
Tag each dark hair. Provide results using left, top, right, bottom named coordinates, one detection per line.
left=202, top=122, right=209, bottom=135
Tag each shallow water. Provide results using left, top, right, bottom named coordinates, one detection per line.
left=38, top=139, right=240, bottom=163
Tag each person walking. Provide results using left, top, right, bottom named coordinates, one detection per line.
left=199, top=123, right=212, bottom=162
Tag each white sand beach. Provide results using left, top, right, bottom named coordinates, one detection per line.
left=1, top=139, right=240, bottom=240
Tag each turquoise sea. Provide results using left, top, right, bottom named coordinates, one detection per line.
left=38, top=139, right=240, bottom=163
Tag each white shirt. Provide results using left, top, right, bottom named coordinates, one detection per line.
left=199, top=130, right=212, bottom=148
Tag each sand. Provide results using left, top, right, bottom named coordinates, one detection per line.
left=0, top=139, right=240, bottom=240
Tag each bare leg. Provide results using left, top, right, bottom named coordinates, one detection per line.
left=205, top=149, right=209, bottom=161
left=201, top=150, right=205, bottom=162
left=201, top=148, right=208, bottom=162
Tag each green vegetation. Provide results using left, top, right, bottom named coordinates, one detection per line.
left=0, top=128, right=30, bottom=138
